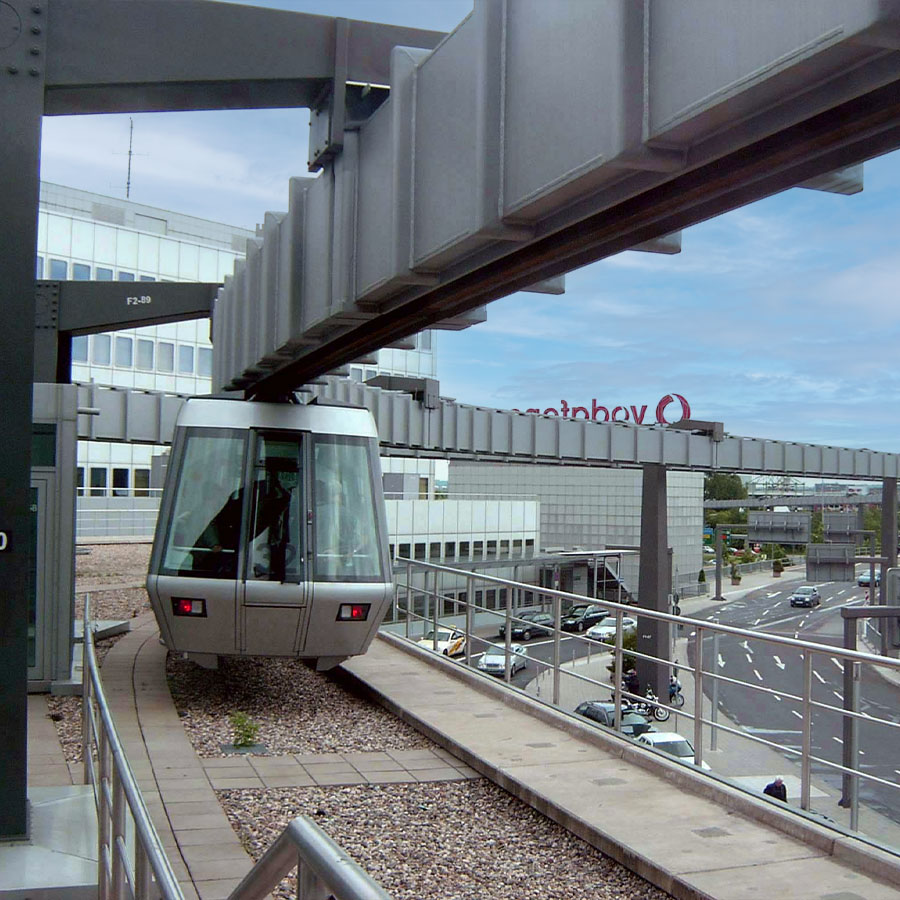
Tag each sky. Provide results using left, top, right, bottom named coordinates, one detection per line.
left=37, top=0, right=900, bottom=460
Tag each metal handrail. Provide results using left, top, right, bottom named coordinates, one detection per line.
left=82, top=595, right=393, bottom=900
left=393, top=558, right=900, bottom=846
left=82, top=595, right=185, bottom=900
left=226, top=816, right=393, bottom=900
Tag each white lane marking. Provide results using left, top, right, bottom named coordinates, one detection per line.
left=766, top=591, right=781, bottom=598
left=833, top=691, right=843, bottom=701
left=760, top=609, right=769, bottom=617
left=745, top=653, right=753, bottom=665
left=740, top=640, right=751, bottom=651
left=791, top=710, right=803, bottom=719
left=833, top=736, right=843, bottom=744
left=717, top=654, right=725, bottom=669
left=773, top=656, right=785, bottom=670
left=752, top=619, right=761, bottom=626
left=773, top=695, right=782, bottom=702
left=813, top=671, right=826, bottom=685
left=832, top=659, right=844, bottom=672
left=894, top=770, right=900, bottom=777
left=860, top=750, right=866, bottom=756
left=836, top=589, right=846, bottom=597
left=753, top=668, right=763, bottom=682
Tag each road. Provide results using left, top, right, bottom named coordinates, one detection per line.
left=688, top=577, right=900, bottom=825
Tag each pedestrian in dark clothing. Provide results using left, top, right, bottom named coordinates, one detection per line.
left=764, top=777, right=787, bottom=801
left=623, top=668, right=639, bottom=696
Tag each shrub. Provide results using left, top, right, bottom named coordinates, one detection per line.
left=229, top=711, right=260, bottom=748
left=698, top=568, right=706, bottom=583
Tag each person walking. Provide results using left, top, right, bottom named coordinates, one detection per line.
left=764, top=777, right=787, bottom=801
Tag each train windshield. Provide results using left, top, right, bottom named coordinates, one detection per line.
left=313, top=437, right=383, bottom=581
left=161, top=429, right=246, bottom=578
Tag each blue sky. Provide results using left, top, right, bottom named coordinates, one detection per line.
left=38, top=0, right=900, bottom=456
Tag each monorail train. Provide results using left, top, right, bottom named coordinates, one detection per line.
left=146, top=397, right=394, bottom=670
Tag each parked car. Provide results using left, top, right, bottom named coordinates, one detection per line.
left=477, top=643, right=528, bottom=676
left=585, top=616, right=638, bottom=643
left=560, top=603, right=609, bottom=633
left=574, top=701, right=654, bottom=737
left=417, top=628, right=466, bottom=657
left=789, top=585, right=821, bottom=608
left=636, top=731, right=711, bottom=770
left=498, top=610, right=554, bottom=641
left=858, top=570, right=881, bottom=587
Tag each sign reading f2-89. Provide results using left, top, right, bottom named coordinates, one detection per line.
left=125, top=295, right=152, bottom=306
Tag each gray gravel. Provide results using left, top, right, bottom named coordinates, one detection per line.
left=222, top=781, right=670, bottom=900
left=61, top=542, right=673, bottom=900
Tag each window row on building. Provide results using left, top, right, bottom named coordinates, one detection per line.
left=77, top=465, right=153, bottom=497
left=72, top=333, right=212, bottom=376
left=390, top=537, right=536, bottom=562
left=36, top=256, right=168, bottom=283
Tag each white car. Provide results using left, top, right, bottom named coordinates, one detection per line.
left=585, top=616, right=638, bottom=643
left=477, top=643, right=528, bottom=676
left=417, top=628, right=466, bottom=658
left=636, top=731, right=711, bottom=770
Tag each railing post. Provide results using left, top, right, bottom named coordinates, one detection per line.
left=465, top=575, right=474, bottom=669
left=98, top=728, right=111, bottom=900
left=693, top=626, right=704, bottom=769
left=552, top=592, right=561, bottom=706
left=135, top=845, right=152, bottom=900
left=613, top=608, right=624, bottom=731
left=298, top=857, right=330, bottom=900
left=111, top=769, right=126, bottom=900
left=431, top=568, right=439, bottom=652
left=504, top=596, right=512, bottom=683
left=710, top=625, right=720, bottom=751
left=801, top=650, right=813, bottom=810
left=404, top=561, right=412, bottom=639
left=850, top=661, right=861, bottom=831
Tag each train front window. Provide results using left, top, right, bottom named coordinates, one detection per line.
left=162, top=430, right=246, bottom=578
left=313, top=438, right=383, bottom=581
left=247, top=435, right=303, bottom=582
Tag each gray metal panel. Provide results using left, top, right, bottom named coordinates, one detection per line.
left=302, top=173, right=334, bottom=334
left=748, top=511, right=811, bottom=544
left=258, top=213, right=283, bottom=366
left=412, top=12, right=484, bottom=269
left=824, top=512, right=859, bottom=540
left=646, top=1, right=888, bottom=142
left=807, top=542, right=857, bottom=582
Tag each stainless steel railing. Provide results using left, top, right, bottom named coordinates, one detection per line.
left=390, top=559, right=900, bottom=851
left=82, top=595, right=185, bottom=900
left=82, top=595, right=394, bottom=900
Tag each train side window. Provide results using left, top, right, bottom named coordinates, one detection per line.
left=313, top=437, right=383, bottom=581
left=161, top=429, right=246, bottom=578
left=247, top=434, right=303, bottom=582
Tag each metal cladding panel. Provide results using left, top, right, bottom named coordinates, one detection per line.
left=501, top=0, right=641, bottom=219
left=331, top=132, right=361, bottom=320
left=412, top=14, right=481, bottom=269
left=532, top=416, right=560, bottom=458
left=557, top=418, right=584, bottom=459
left=280, top=178, right=308, bottom=349
left=749, top=512, right=811, bottom=544
left=301, top=173, right=334, bottom=333
left=824, top=512, right=859, bottom=540
left=582, top=420, right=612, bottom=462
left=647, top=1, right=890, bottom=141
left=243, top=239, right=263, bottom=375
left=259, top=213, right=283, bottom=363
left=229, top=261, right=246, bottom=378
left=356, top=93, right=396, bottom=298
left=807, top=542, right=856, bottom=582
left=125, top=392, right=165, bottom=443
left=490, top=411, right=511, bottom=455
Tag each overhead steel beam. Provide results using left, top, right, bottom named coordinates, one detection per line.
left=230, top=1, right=900, bottom=397
left=43, top=0, right=444, bottom=115
left=71, top=379, right=900, bottom=483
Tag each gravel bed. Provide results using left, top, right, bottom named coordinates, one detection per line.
left=167, top=654, right=435, bottom=756
left=221, top=781, right=669, bottom=900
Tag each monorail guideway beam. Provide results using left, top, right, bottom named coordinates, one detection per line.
left=2, top=0, right=444, bottom=841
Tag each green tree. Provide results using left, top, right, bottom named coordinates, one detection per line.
left=704, top=473, right=748, bottom=502
left=810, top=510, right=824, bottom=544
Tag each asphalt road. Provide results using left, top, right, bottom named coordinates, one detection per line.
left=688, top=577, right=900, bottom=826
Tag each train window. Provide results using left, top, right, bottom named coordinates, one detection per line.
left=247, top=434, right=303, bottom=582
left=161, top=429, right=246, bottom=578
left=312, top=438, right=383, bottom=581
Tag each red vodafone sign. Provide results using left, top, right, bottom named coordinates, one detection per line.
left=514, top=394, right=691, bottom=425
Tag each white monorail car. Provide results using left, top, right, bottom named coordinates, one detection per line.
left=146, top=397, right=393, bottom=670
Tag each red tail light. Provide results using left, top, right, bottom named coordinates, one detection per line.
left=172, top=597, right=206, bottom=617
left=337, top=603, right=370, bottom=622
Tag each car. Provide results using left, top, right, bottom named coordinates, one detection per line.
left=498, top=610, right=554, bottom=641
left=477, top=643, right=528, bottom=676
left=417, top=628, right=466, bottom=657
left=789, top=585, right=821, bottom=608
left=560, top=603, right=609, bottom=633
left=636, top=731, right=711, bottom=770
left=574, top=701, right=654, bottom=737
left=585, top=616, right=638, bottom=643
left=858, top=570, right=881, bottom=587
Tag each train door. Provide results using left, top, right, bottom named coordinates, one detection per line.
left=239, top=430, right=310, bottom=655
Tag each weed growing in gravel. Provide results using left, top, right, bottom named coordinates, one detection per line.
left=229, top=711, right=260, bottom=748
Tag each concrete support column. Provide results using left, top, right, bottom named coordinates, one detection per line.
left=637, top=464, right=670, bottom=699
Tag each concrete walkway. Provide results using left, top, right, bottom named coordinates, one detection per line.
left=14, top=578, right=900, bottom=900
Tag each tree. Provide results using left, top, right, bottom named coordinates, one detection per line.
left=704, top=473, right=748, bottom=502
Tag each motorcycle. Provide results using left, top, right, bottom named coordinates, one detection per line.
left=614, top=683, right=671, bottom=722
left=669, top=677, right=685, bottom=708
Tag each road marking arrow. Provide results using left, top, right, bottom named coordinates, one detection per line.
left=717, top=654, right=725, bottom=669
left=773, top=655, right=785, bottom=670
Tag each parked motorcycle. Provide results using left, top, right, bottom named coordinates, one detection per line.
left=613, top=683, right=671, bottom=722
